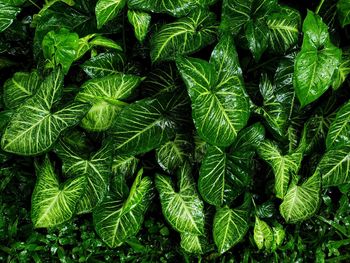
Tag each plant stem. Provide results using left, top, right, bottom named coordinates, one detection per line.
left=28, top=0, right=41, bottom=9
left=316, top=0, right=325, bottom=14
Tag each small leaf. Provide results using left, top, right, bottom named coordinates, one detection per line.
left=318, top=145, right=350, bottom=187
left=272, top=224, right=285, bottom=251
left=150, top=9, right=217, bottom=62
left=213, top=204, right=249, bottom=254
left=332, top=50, right=350, bottom=90
left=254, top=217, right=274, bottom=250
left=127, top=10, right=151, bottom=43
left=280, top=171, right=321, bottom=223
left=155, top=163, right=205, bottom=235
left=95, top=0, right=126, bottom=29
left=245, top=19, right=269, bottom=61
left=337, top=0, right=350, bottom=27
left=31, top=157, right=87, bottom=228
left=326, top=100, right=350, bottom=150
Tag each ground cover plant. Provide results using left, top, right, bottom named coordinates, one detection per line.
left=0, top=0, right=350, bottom=262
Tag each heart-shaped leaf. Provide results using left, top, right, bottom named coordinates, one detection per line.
left=127, top=10, right=151, bottom=43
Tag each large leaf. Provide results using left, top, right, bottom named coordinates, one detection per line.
left=128, top=0, right=214, bottom=17
left=127, top=10, right=151, bottom=43
left=266, top=6, right=301, bottom=54
left=245, top=19, right=269, bottom=61
left=213, top=201, right=250, bottom=254
left=1, top=69, right=90, bottom=156
left=112, top=155, right=139, bottom=177
left=180, top=233, right=208, bottom=255
left=176, top=36, right=250, bottom=146
left=3, top=71, right=41, bottom=109
left=294, top=11, right=342, bottom=107
left=258, top=140, right=302, bottom=199
left=337, top=0, right=350, bottom=27
left=93, top=170, right=153, bottom=248
left=31, top=157, right=87, bottom=228
left=155, top=163, right=205, bottom=235
left=95, top=0, right=126, bottom=29
left=55, top=141, right=112, bottom=214
left=150, top=9, right=217, bottom=62
left=326, top=100, right=350, bottom=150
left=111, top=91, right=189, bottom=155
left=254, top=216, right=274, bottom=250
left=0, top=0, right=23, bottom=33
left=279, top=171, right=321, bottom=223
left=318, top=146, right=350, bottom=187
left=76, top=74, right=142, bottom=131
left=220, top=0, right=253, bottom=34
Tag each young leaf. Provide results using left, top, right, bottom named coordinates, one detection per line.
left=318, top=145, right=350, bottom=187
left=326, top=100, right=350, bottom=150
left=294, top=11, right=342, bottom=107
left=3, top=71, right=41, bottom=109
left=1, top=69, right=90, bottom=156
left=176, top=36, right=250, bottom=146
left=150, top=9, right=217, bottom=62
left=55, top=141, right=113, bottom=214
left=31, top=157, right=87, bottom=228
left=180, top=233, right=208, bottom=255
left=213, top=203, right=249, bottom=254
left=337, top=0, right=350, bottom=27
left=95, top=0, right=126, bottom=29
left=258, top=140, right=302, bottom=199
left=76, top=73, right=142, bottom=131
left=127, top=10, right=151, bottom=43
left=271, top=224, right=285, bottom=251
left=280, top=171, right=321, bottom=223
left=254, top=216, right=274, bottom=250
left=155, top=163, right=205, bottom=235
left=93, top=170, right=153, bottom=248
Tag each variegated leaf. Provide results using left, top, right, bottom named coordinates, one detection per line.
left=127, top=10, right=151, bottom=43
left=254, top=216, right=274, bottom=250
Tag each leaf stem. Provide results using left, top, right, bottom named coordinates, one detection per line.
left=28, top=0, right=41, bottom=9
left=315, top=0, right=325, bottom=14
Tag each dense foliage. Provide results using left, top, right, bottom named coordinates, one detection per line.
left=0, top=0, right=350, bottom=262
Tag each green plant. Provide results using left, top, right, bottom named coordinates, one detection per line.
left=0, top=0, right=349, bottom=262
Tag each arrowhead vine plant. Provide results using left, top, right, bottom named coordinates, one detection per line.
left=0, top=0, right=350, bottom=262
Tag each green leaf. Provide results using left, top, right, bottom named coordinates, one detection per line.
left=326, top=101, right=350, bottom=150
left=42, top=28, right=80, bottom=74
left=150, top=9, right=217, bottom=62
left=81, top=52, right=126, bottom=78
left=95, top=0, right=126, bottom=29
left=128, top=0, right=214, bottom=17
left=1, top=69, right=91, bottom=156
left=258, top=140, right=302, bottom=199
left=31, top=157, right=87, bottom=228
left=294, top=11, right=342, bottom=107
left=3, top=71, right=41, bottom=109
left=220, top=0, right=253, bottom=34
left=93, top=170, right=153, bottom=248
left=271, top=224, right=285, bottom=251
left=213, top=203, right=249, bottom=254
left=180, top=233, right=208, bottom=255
left=337, top=0, right=350, bottom=27
left=0, top=1, right=22, bottom=33
left=254, top=216, right=274, bottom=250
left=127, top=10, right=151, bottom=43
left=76, top=74, right=142, bottom=131
left=176, top=36, right=250, bottom=146
left=55, top=141, right=112, bottom=214
left=280, top=171, right=321, bottom=223
left=318, top=146, right=350, bottom=187
left=155, top=163, right=205, bottom=235
left=156, top=133, right=192, bottom=173
left=245, top=19, right=269, bottom=61
left=266, top=6, right=301, bottom=54
left=111, top=92, right=188, bottom=155
left=332, top=50, right=350, bottom=90
left=112, top=155, right=139, bottom=177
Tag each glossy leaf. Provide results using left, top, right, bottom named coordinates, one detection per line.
left=55, top=141, right=112, bottom=214
left=150, top=9, right=217, bottom=62
left=258, top=140, right=302, bottom=199
left=318, top=146, right=350, bottom=187
left=1, top=69, right=90, bottom=156
left=76, top=74, right=142, bottom=131
left=326, top=100, right=350, bottom=150
left=337, top=0, right=350, bottom=27
left=3, top=71, right=41, bottom=109
left=93, top=170, right=153, bottom=248
left=245, top=19, right=269, bottom=61
left=213, top=204, right=249, bottom=254
left=112, top=155, right=139, bottom=177
left=155, top=164, right=205, bottom=235
left=176, top=36, right=250, bottom=146
left=254, top=216, right=274, bottom=250
left=280, top=171, right=321, bottom=223
left=220, top=0, right=253, bottom=34
left=180, top=233, right=208, bottom=255
left=127, top=10, right=151, bottom=43
left=332, top=50, right=350, bottom=90
left=31, top=157, right=87, bottom=228
left=95, top=0, right=126, bottom=29
left=0, top=1, right=22, bottom=33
